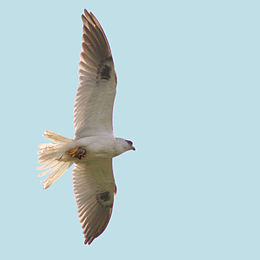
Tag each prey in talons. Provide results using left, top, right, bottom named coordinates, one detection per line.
left=67, top=147, right=87, bottom=160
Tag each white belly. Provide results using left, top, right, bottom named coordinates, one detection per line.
left=74, top=136, right=117, bottom=160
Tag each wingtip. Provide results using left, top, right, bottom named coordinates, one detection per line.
left=81, top=14, right=87, bottom=23
left=84, top=237, right=95, bottom=245
left=84, top=9, right=89, bottom=16
left=84, top=239, right=90, bottom=245
left=81, top=12, right=93, bottom=27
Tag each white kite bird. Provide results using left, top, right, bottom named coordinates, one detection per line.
left=37, top=10, right=135, bottom=245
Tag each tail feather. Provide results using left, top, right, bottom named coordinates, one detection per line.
left=40, top=161, right=72, bottom=189
left=37, top=131, right=73, bottom=189
left=43, top=130, right=71, bottom=143
left=37, top=159, right=58, bottom=171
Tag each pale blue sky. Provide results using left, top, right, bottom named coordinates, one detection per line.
left=1, top=0, right=260, bottom=259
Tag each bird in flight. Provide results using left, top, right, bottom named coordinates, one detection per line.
left=37, top=9, right=135, bottom=245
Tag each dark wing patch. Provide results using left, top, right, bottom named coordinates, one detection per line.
left=96, top=191, right=112, bottom=207
left=99, top=191, right=110, bottom=202
left=100, top=64, right=111, bottom=80
left=97, top=56, right=113, bottom=81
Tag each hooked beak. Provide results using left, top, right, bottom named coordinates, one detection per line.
left=132, top=146, right=136, bottom=151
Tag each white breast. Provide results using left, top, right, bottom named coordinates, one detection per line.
left=74, top=136, right=117, bottom=159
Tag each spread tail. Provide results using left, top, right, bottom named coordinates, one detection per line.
left=37, top=130, right=73, bottom=189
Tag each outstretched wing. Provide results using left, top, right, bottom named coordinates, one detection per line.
left=74, top=10, right=117, bottom=139
left=72, top=159, right=116, bottom=245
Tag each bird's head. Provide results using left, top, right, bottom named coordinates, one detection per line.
left=115, top=138, right=135, bottom=155
left=125, top=139, right=136, bottom=151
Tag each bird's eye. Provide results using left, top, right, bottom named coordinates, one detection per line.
left=126, top=140, right=133, bottom=146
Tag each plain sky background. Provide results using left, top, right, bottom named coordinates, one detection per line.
left=0, top=0, right=260, bottom=259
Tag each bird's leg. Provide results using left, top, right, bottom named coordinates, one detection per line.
left=67, top=147, right=87, bottom=160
